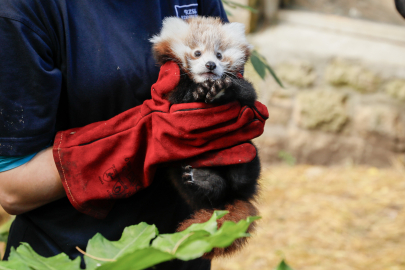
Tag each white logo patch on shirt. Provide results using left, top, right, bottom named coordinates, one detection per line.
left=175, top=4, right=198, bottom=20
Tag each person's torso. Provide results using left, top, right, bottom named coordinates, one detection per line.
left=54, top=0, right=202, bottom=129
left=2, top=0, right=225, bottom=266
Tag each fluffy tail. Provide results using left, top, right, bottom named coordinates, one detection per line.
left=176, top=200, right=258, bottom=259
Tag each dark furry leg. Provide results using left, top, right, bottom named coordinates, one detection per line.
left=169, top=165, right=228, bottom=209
left=225, top=152, right=261, bottom=200
left=169, top=151, right=261, bottom=259
left=170, top=152, right=260, bottom=209
left=229, top=77, right=257, bottom=106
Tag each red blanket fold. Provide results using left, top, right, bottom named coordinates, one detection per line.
left=53, top=61, right=268, bottom=219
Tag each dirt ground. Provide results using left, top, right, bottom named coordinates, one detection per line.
left=1, top=165, right=404, bottom=269
left=212, top=165, right=405, bottom=270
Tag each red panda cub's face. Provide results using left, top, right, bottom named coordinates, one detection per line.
left=150, top=16, right=253, bottom=83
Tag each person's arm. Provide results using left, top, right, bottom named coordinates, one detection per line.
left=0, top=13, right=63, bottom=214
left=0, top=147, right=66, bottom=215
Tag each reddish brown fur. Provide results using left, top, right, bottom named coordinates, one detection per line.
left=176, top=200, right=258, bottom=259
left=152, top=40, right=180, bottom=65
left=242, top=44, right=252, bottom=62
left=152, top=40, right=194, bottom=79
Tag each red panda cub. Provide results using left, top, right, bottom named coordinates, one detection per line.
left=150, top=16, right=260, bottom=258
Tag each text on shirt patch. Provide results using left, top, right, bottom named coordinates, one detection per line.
left=175, top=4, right=198, bottom=19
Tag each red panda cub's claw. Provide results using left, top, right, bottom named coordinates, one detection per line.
left=205, top=77, right=233, bottom=103
left=176, top=200, right=258, bottom=259
left=193, top=82, right=211, bottom=101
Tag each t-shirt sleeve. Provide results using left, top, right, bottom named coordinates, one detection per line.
left=0, top=153, right=37, bottom=172
left=0, top=16, right=62, bottom=156
left=199, top=0, right=229, bottom=22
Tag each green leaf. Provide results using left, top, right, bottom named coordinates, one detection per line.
left=225, top=9, right=233, bottom=16
left=251, top=50, right=284, bottom=88
left=152, top=232, right=197, bottom=254
left=222, top=0, right=258, bottom=13
left=0, top=217, right=14, bottom=243
left=263, top=62, right=284, bottom=88
left=275, top=259, right=294, bottom=270
left=173, top=239, right=211, bottom=260
left=251, top=52, right=266, bottom=79
left=162, top=212, right=258, bottom=261
left=85, top=222, right=158, bottom=269
left=0, top=257, right=31, bottom=270
left=97, top=247, right=174, bottom=270
left=207, top=216, right=261, bottom=248
left=183, top=210, right=228, bottom=235
left=152, top=211, right=258, bottom=261
left=152, top=229, right=212, bottom=260
left=0, top=212, right=259, bottom=270
left=7, top=244, right=81, bottom=270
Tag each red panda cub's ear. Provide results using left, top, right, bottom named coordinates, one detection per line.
left=150, top=17, right=191, bottom=65
left=222, top=22, right=247, bottom=42
left=222, top=22, right=254, bottom=60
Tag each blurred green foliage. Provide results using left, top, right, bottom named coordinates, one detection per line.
left=278, top=151, right=296, bottom=166
left=0, top=211, right=259, bottom=270
left=0, top=216, right=14, bottom=243
left=275, top=259, right=294, bottom=270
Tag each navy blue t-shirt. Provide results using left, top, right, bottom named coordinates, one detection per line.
left=0, top=0, right=227, bottom=268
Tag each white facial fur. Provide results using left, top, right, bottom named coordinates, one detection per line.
left=150, top=17, right=253, bottom=83
left=189, top=47, right=224, bottom=83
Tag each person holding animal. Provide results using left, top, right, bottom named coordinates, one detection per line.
left=0, top=0, right=266, bottom=269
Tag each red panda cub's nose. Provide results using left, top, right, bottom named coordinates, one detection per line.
left=205, top=61, right=216, bottom=71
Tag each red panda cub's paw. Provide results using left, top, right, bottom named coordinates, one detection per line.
left=192, top=81, right=211, bottom=102
left=205, top=77, right=233, bottom=103
left=180, top=165, right=228, bottom=209
left=192, top=76, right=232, bottom=103
left=176, top=200, right=258, bottom=259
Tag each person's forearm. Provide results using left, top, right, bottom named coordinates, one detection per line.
left=0, top=147, right=66, bottom=215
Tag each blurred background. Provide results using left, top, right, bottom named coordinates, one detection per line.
left=1, top=1, right=405, bottom=269
left=213, top=0, right=405, bottom=269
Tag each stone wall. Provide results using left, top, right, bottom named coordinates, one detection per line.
left=251, top=58, right=405, bottom=167
left=225, top=1, right=405, bottom=167
left=244, top=11, right=405, bottom=167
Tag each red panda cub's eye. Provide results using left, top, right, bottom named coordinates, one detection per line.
left=194, top=50, right=201, bottom=57
left=216, top=52, right=222, bottom=60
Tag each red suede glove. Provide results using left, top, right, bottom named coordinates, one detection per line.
left=53, top=61, right=268, bottom=219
